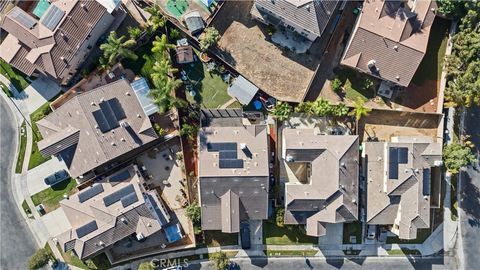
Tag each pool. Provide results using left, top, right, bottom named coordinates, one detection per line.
left=164, top=223, right=183, bottom=243
left=33, top=0, right=50, bottom=19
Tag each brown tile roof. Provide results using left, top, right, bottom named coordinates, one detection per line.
left=341, top=0, right=437, bottom=86
left=364, top=136, right=442, bottom=239
left=0, top=0, right=113, bottom=83
left=282, top=128, right=359, bottom=236
left=37, top=79, right=157, bottom=179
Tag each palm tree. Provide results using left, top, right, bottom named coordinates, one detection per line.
left=149, top=77, right=185, bottom=113
left=145, top=4, right=166, bottom=33
left=349, top=97, right=372, bottom=121
left=100, top=31, right=137, bottom=66
left=151, top=59, right=178, bottom=83
left=151, top=34, right=176, bottom=58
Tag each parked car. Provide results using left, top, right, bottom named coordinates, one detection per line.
left=367, top=225, right=377, bottom=240
left=240, top=221, right=251, bottom=250
left=44, top=169, right=70, bottom=185
left=36, top=204, right=46, bottom=216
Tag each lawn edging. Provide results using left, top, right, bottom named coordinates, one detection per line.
left=15, top=120, right=27, bottom=173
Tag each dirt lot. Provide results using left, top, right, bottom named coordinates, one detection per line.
left=211, top=0, right=322, bottom=102
left=358, top=110, right=442, bottom=143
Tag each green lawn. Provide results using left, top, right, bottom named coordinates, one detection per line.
left=264, top=250, right=318, bottom=257
left=342, top=221, right=362, bottom=244
left=28, top=101, right=53, bottom=169
left=226, top=100, right=242, bottom=108
left=31, top=178, right=77, bottom=212
left=55, top=244, right=111, bottom=269
left=1, top=81, right=13, bottom=97
left=21, top=199, right=33, bottom=218
left=386, top=228, right=431, bottom=244
left=204, top=231, right=238, bottom=247
left=387, top=249, right=421, bottom=256
left=184, top=49, right=231, bottom=108
left=412, top=18, right=451, bottom=85
left=334, top=68, right=377, bottom=102
left=0, top=58, right=29, bottom=91
left=15, top=121, right=27, bottom=173
left=263, top=220, right=318, bottom=245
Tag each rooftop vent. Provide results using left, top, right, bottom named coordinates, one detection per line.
left=125, top=92, right=130, bottom=96
left=396, top=75, right=400, bottom=80
left=285, top=155, right=294, bottom=162
left=393, top=45, right=398, bottom=51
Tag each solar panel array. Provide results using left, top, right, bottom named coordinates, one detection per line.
left=422, top=168, right=431, bottom=196
left=92, top=98, right=127, bottom=133
left=76, top=220, right=98, bottom=238
left=207, top=142, right=244, bottom=169
left=109, top=169, right=131, bottom=182
left=121, top=192, right=139, bottom=208
left=388, top=147, right=409, bottom=179
left=78, top=184, right=104, bottom=203
left=103, top=184, right=136, bottom=207
left=10, top=8, right=37, bottom=29
left=40, top=4, right=65, bottom=31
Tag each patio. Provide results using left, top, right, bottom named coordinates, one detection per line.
left=271, top=30, right=312, bottom=54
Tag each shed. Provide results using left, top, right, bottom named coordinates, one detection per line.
left=227, top=76, right=259, bottom=105
left=176, top=45, right=194, bottom=64
left=130, top=78, right=159, bottom=116
left=184, top=11, right=205, bottom=36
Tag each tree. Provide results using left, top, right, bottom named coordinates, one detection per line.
left=185, top=202, right=201, bottom=223
left=28, top=249, right=50, bottom=270
left=181, top=123, right=199, bottom=142
left=145, top=4, right=166, bottom=33
left=349, top=97, right=371, bottom=121
left=169, top=28, right=181, bottom=40
left=199, top=27, right=221, bottom=51
left=331, top=78, right=342, bottom=92
left=100, top=31, right=137, bottom=66
left=151, top=58, right=178, bottom=83
left=271, top=101, right=292, bottom=121
left=331, top=103, right=349, bottom=117
left=149, top=77, right=186, bottom=113
left=275, top=208, right=285, bottom=228
left=151, top=34, right=176, bottom=58
left=128, top=26, right=142, bottom=40
left=443, top=142, right=476, bottom=174
left=209, top=251, right=230, bottom=270
left=438, top=0, right=466, bottom=18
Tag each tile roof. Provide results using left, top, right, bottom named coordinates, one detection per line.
left=364, top=136, right=442, bottom=239
left=37, top=79, right=157, bottom=179
left=282, top=128, right=359, bottom=236
left=341, top=0, right=436, bottom=86
left=253, top=0, right=340, bottom=38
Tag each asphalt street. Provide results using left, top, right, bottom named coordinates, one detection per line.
left=0, top=97, right=37, bottom=269
left=187, top=256, right=457, bottom=270
left=459, top=105, right=480, bottom=270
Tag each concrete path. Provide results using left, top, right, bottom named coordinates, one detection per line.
left=27, top=157, right=68, bottom=195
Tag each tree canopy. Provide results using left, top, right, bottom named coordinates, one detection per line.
left=271, top=101, right=293, bottom=121
left=199, top=27, right=221, bottom=51
left=349, top=97, right=372, bottom=121
left=209, top=251, right=230, bottom=270
left=185, top=202, right=201, bottom=224
left=100, top=31, right=137, bottom=67
left=28, top=248, right=50, bottom=270
left=443, top=142, right=476, bottom=174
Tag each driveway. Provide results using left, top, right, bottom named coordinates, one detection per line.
left=27, top=157, right=68, bottom=196
left=40, top=208, right=71, bottom=238
left=459, top=105, right=480, bottom=270
left=318, top=223, right=343, bottom=247
left=0, top=97, right=37, bottom=269
left=20, top=75, right=61, bottom=113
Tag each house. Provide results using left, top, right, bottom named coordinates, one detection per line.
left=198, top=114, right=269, bottom=233
left=341, top=0, right=437, bottom=86
left=56, top=165, right=183, bottom=262
left=281, top=128, right=359, bottom=237
left=363, top=136, right=442, bottom=240
left=37, top=79, right=158, bottom=182
left=0, top=0, right=119, bottom=85
left=250, top=0, right=341, bottom=42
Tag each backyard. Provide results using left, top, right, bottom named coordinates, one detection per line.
left=31, top=178, right=77, bottom=212
left=15, top=121, right=27, bottom=173
left=182, top=49, right=231, bottom=108
left=342, top=221, right=362, bottom=244
left=333, top=67, right=378, bottom=102
left=29, top=101, right=53, bottom=169
left=263, top=220, right=317, bottom=245
left=0, top=58, right=29, bottom=91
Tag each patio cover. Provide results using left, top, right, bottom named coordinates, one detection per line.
left=227, top=76, right=258, bottom=105
left=184, top=11, right=205, bottom=35
left=130, top=78, right=159, bottom=116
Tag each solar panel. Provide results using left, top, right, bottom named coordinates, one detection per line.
left=219, top=159, right=244, bottom=169
left=10, top=8, right=37, bottom=29
left=76, top=220, right=98, bottom=238
left=398, top=147, right=409, bottom=164
left=422, top=168, right=431, bottom=196
left=107, top=98, right=126, bottom=120
left=121, top=192, right=139, bottom=208
left=40, top=4, right=65, bottom=31
left=207, top=142, right=237, bottom=152
left=103, top=184, right=135, bottom=207
left=99, top=101, right=120, bottom=130
left=219, top=150, right=237, bottom=159
left=109, top=169, right=131, bottom=182
left=92, top=109, right=111, bottom=133
left=78, top=184, right=104, bottom=203
left=388, top=147, right=399, bottom=179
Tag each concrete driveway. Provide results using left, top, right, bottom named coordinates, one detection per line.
left=318, top=223, right=343, bottom=247
left=20, top=75, right=61, bottom=113
left=40, top=208, right=71, bottom=238
left=27, top=157, right=68, bottom=196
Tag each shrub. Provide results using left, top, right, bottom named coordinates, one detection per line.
left=276, top=208, right=285, bottom=227
left=186, top=202, right=201, bottom=224
left=28, top=249, right=50, bottom=270
left=209, top=251, right=230, bottom=270
left=331, top=78, right=342, bottom=92
left=169, top=28, right=181, bottom=40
